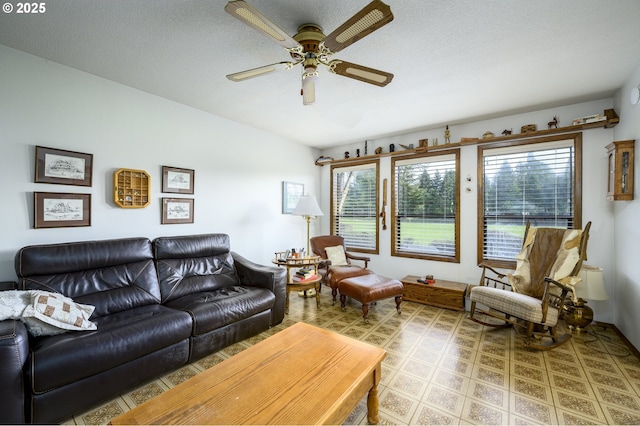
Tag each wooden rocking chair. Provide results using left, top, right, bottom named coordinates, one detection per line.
left=469, top=221, right=591, bottom=350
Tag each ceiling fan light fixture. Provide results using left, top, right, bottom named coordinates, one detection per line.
left=302, top=65, right=318, bottom=105
left=225, top=0, right=394, bottom=105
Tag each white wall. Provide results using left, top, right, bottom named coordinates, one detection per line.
left=612, top=64, right=640, bottom=350
left=319, top=99, right=617, bottom=324
left=0, top=45, right=321, bottom=282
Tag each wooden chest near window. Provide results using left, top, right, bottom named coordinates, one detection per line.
left=401, top=275, right=467, bottom=311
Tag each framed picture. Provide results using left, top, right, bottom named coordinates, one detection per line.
left=34, top=192, right=91, bottom=228
left=35, top=146, right=93, bottom=186
left=282, top=181, right=304, bottom=214
left=162, top=166, right=194, bottom=194
left=162, top=198, right=194, bottom=224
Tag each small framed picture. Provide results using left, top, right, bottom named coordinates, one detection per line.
left=35, top=146, right=93, bottom=186
left=34, top=192, right=91, bottom=228
left=162, top=166, right=194, bottom=194
left=162, top=198, right=194, bottom=224
left=282, top=181, right=304, bottom=214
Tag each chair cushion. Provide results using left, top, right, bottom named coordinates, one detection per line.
left=325, top=245, right=348, bottom=266
left=470, top=286, right=558, bottom=326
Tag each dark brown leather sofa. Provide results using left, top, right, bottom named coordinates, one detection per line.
left=0, top=233, right=286, bottom=424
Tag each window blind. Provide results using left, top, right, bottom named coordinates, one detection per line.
left=482, top=141, right=575, bottom=261
left=393, top=154, right=457, bottom=260
left=331, top=162, right=378, bottom=251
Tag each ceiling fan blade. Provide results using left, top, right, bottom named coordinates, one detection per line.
left=227, top=62, right=298, bottom=82
left=225, top=1, right=301, bottom=51
left=327, top=60, right=393, bottom=87
left=322, top=0, right=393, bottom=53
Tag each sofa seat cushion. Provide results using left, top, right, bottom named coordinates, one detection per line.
left=27, top=304, right=192, bottom=393
left=165, top=286, right=275, bottom=336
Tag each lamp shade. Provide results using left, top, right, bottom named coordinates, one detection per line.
left=575, top=265, right=608, bottom=301
left=292, top=195, right=323, bottom=217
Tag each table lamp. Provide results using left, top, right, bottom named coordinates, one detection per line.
left=292, top=195, right=323, bottom=257
left=564, top=265, right=608, bottom=330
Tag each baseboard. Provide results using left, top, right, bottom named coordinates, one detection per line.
left=592, top=321, right=640, bottom=360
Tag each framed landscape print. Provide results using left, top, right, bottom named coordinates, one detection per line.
left=35, top=146, right=93, bottom=186
left=34, top=192, right=91, bottom=228
left=162, top=166, right=194, bottom=194
left=162, top=198, right=194, bottom=224
left=282, top=181, right=304, bottom=214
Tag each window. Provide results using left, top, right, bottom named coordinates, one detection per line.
left=392, top=150, right=459, bottom=262
left=478, top=134, right=582, bottom=268
left=331, top=160, right=379, bottom=253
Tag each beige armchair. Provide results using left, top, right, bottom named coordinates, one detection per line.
left=469, top=222, right=591, bottom=350
left=310, top=235, right=372, bottom=303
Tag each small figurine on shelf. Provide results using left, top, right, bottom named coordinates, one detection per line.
left=444, top=125, right=451, bottom=144
left=419, top=138, right=428, bottom=148
left=356, top=149, right=360, bottom=157
left=433, top=138, right=439, bottom=146
left=344, top=151, right=350, bottom=159
left=375, top=147, right=383, bottom=155
left=364, top=140, right=368, bottom=155
left=501, top=129, right=512, bottom=136
left=389, top=143, right=395, bottom=152
left=548, top=115, right=559, bottom=129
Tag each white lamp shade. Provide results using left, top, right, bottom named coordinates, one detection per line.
left=575, top=265, right=608, bottom=301
left=292, top=195, right=324, bottom=217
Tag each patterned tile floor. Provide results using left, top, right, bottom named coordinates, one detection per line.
left=63, top=289, right=640, bottom=425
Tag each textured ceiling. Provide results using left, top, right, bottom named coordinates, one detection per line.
left=1, top=0, right=640, bottom=148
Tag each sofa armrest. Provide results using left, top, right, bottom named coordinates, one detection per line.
left=231, top=252, right=287, bottom=326
left=0, top=319, right=29, bottom=424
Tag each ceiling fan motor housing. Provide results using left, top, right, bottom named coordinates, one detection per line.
left=293, top=24, right=325, bottom=54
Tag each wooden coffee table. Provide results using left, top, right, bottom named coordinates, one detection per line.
left=110, top=322, right=386, bottom=425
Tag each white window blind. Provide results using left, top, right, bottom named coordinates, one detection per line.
left=393, top=153, right=458, bottom=260
left=331, top=162, right=378, bottom=251
left=481, top=140, right=575, bottom=262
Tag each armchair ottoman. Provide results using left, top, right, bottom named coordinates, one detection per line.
left=338, top=274, right=403, bottom=323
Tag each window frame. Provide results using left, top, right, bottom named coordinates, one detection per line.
left=391, top=149, right=460, bottom=263
left=477, top=133, right=583, bottom=269
left=330, top=159, right=380, bottom=254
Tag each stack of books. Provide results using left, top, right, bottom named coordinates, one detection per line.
left=292, top=267, right=318, bottom=283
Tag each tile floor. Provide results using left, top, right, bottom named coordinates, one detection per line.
left=64, top=289, right=640, bottom=425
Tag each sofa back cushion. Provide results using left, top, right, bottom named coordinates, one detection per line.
left=153, top=234, right=240, bottom=303
left=15, top=238, right=160, bottom=317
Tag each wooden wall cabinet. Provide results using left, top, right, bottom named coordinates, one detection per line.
left=606, top=140, right=634, bottom=201
left=114, top=168, right=150, bottom=208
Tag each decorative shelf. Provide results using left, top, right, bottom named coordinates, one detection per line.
left=114, top=168, right=151, bottom=208
left=315, top=109, right=619, bottom=165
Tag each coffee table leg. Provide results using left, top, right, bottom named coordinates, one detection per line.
left=367, top=369, right=380, bottom=424
left=315, top=284, right=320, bottom=308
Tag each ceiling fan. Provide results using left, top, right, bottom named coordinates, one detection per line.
left=224, top=0, right=394, bottom=105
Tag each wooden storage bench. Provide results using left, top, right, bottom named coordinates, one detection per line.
left=400, top=275, right=467, bottom=311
